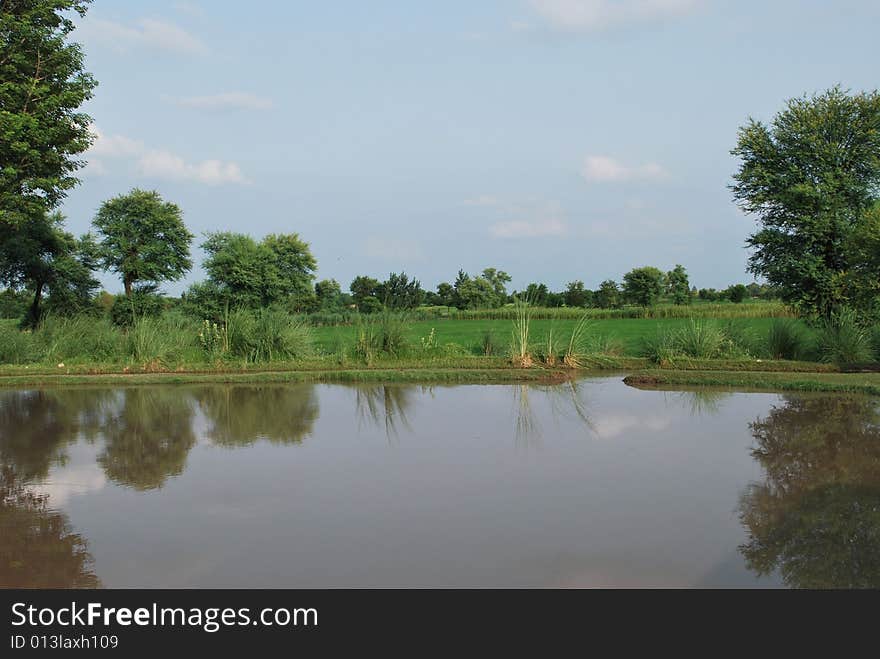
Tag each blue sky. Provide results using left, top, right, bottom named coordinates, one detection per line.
left=63, top=0, right=880, bottom=295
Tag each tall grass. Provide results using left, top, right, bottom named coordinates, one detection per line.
left=38, top=316, right=120, bottom=363
left=766, top=319, right=811, bottom=360
left=0, top=322, right=36, bottom=364
left=815, top=308, right=875, bottom=364
left=563, top=315, right=592, bottom=367
left=509, top=298, right=533, bottom=367
left=227, top=309, right=314, bottom=363
left=353, top=311, right=410, bottom=363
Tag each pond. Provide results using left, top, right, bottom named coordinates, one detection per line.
left=1, top=377, right=878, bottom=588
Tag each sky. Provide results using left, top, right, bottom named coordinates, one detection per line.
left=61, top=0, right=880, bottom=295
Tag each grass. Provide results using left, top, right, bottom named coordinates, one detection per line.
left=624, top=370, right=880, bottom=396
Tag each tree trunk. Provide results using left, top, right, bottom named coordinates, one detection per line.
left=26, top=282, right=44, bottom=328
left=124, top=276, right=133, bottom=297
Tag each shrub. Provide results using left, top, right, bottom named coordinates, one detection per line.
left=765, top=319, right=810, bottom=360
left=480, top=330, right=499, bottom=356
left=37, top=316, right=120, bottom=362
left=641, top=330, right=679, bottom=365
left=0, top=323, right=38, bottom=364
left=110, top=289, right=166, bottom=327
left=125, top=316, right=188, bottom=364
left=228, top=308, right=314, bottom=363
left=676, top=320, right=726, bottom=359
left=815, top=308, right=874, bottom=364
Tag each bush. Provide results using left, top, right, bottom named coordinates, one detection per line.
left=765, top=319, right=811, bottom=360
left=124, top=316, right=189, bottom=364
left=676, top=320, right=726, bottom=359
left=815, top=308, right=875, bottom=364
left=36, top=316, right=120, bottom=362
left=352, top=311, right=410, bottom=362
left=227, top=308, right=314, bottom=363
left=0, top=323, right=38, bottom=364
left=110, top=289, right=166, bottom=327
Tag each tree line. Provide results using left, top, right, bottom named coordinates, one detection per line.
left=2, top=2, right=879, bottom=329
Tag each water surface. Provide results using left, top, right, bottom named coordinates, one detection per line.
left=1, top=378, right=878, bottom=588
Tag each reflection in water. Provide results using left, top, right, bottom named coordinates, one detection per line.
left=739, top=396, right=880, bottom=588
left=97, top=389, right=197, bottom=491
left=514, top=382, right=596, bottom=445
left=673, top=390, right=732, bottom=417
left=354, top=385, right=416, bottom=439
left=196, top=385, right=319, bottom=446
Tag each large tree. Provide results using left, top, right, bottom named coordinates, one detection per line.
left=0, top=211, right=98, bottom=326
left=623, top=266, right=665, bottom=307
left=197, top=231, right=316, bottom=310
left=92, top=189, right=193, bottom=296
left=732, top=87, right=880, bottom=318
left=666, top=264, right=690, bottom=305
left=0, top=0, right=97, bottom=229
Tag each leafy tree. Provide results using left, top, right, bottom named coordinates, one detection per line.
left=725, top=284, right=748, bottom=303
left=594, top=280, right=620, bottom=309
left=666, top=264, right=691, bottom=305
left=197, top=232, right=316, bottom=311
left=564, top=280, right=590, bottom=308
left=522, top=282, right=549, bottom=306
left=0, top=212, right=98, bottom=326
left=732, top=87, right=880, bottom=318
left=435, top=282, right=454, bottom=307
left=350, top=275, right=381, bottom=312
left=841, top=203, right=880, bottom=315
left=480, top=268, right=512, bottom=302
left=623, top=267, right=665, bottom=307
left=315, top=278, right=348, bottom=311
left=0, top=0, right=97, bottom=229
left=92, top=189, right=193, bottom=297
left=376, top=272, right=424, bottom=309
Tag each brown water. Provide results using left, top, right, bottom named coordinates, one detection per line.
left=1, top=378, right=878, bottom=588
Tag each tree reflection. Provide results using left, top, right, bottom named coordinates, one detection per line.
left=0, top=389, right=111, bottom=481
left=354, top=385, right=416, bottom=440
left=97, top=388, right=197, bottom=491
left=196, top=385, right=319, bottom=446
left=739, top=396, right=880, bottom=588
left=0, top=466, right=101, bottom=588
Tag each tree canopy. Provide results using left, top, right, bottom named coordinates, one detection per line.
left=623, top=267, right=665, bottom=307
left=0, top=0, right=97, bottom=228
left=92, top=189, right=193, bottom=296
left=732, top=86, right=880, bottom=317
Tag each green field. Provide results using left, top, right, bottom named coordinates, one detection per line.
left=310, top=316, right=788, bottom=356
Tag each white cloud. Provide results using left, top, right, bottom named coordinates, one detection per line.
left=581, top=155, right=668, bottom=182
left=138, top=150, right=248, bottom=185
left=528, top=0, right=701, bottom=32
left=87, top=127, right=248, bottom=186
left=81, top=17, right=208, bottom=55
left=470, top=197, right=569, bottom=239
left=171, top=92, right=274, bottom=112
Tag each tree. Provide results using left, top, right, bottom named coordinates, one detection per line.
left=92, top=189, right=193, bottom=296
left=197, top=232, right=316, bottom=311
left=0, top=212, right=98, bottom=326
left=666, top=265, right=691, bottom=305
left=376, top=272, right=424, bottom=309
left=732, top=87, right=880, bottom=318
left=315, top=278, right=346, bottom=310
left=841, top=203, right=880, bottom=314
left=623, top=267, right=665, bottom=307
left=594, top=280, right=620, bottom=309
left=726, top=284, right=748, bottom=304
left=480, top=268, right=512, bottom=303
left=435, top=282, right=454, bottom=307
left=522, top=283, right=549, bottom=306
left=350, top=275, right=381, bottom=312
left=0, top=0, right=97, bottom=229
left=564, top=280, right=590, bottom=308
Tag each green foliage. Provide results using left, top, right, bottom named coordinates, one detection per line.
left=815, top=308, right=875, bottom=364
left=0, top=0, right=97, bottom=229
left=197, top=319, right=225, bottom=358
left=594, top=280, right=620, bottom=309
left=352, top=311, right=411, bottom=362
left=623, top=266, right=665, bottom=307
left=732, top=86, right=880, bottom=318
left=509, top=297, right=533, bottom=366
left=766, top=319, right=811, bottom=360
left=197, top=232, right=316, bottom=312
left=452, top=268, right=511, bottom=309
left=666, top=265, right=691, bottom=305
left=480, top=329, right=499, bottom=356
left=124, top=316, right=189, bottom=365
left=0, top=289, right=29, bottom=319
left=726, top=284, right=748, bottom=304
left=675, top=320, right=727, bottom=359
left=92, top=189, right=193, bottom=296
left=376, top=272, right=424, bottom=309
left=109, top=288, right=165, bottom=327
left=0, top=322, right=36, bottom=364
left=36, top=315, right=118, bottom=363
left=350, top=275, right=381, bottom=312
left=226, top=309, right=314, bottom=363
left=564, top=280, right=591, bottom=308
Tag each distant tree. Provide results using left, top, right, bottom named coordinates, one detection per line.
left=0, top=0, right=97, bottom=229
left=435, top=282, right=455, bottom=307
left=315, top=279, right=345, bottom=310
left=546, top=291, right=565, bottom=307
left=522, top=283, right=550, bottom=306
left=623, top=267, right=665, bottom=307
left=732, top=87, right=880, bottom=318
left=92, top=189, right=193, bottom=297
left=481, top=268, right=512, bottom=303
left=726, top=284, right=748, bottom=304
left=197, top=231, right=316, bottom=310
left=0, top=212, right=98, bottom=326
left=594, top=280, right=620, bottom=309
left=698, top=288, right=721, bottom=302
left=564, top=280, right=590, bottom=308
left=350, top=275, right=381, bottom=312
left=666, top=264, right=691, bottom=305
left=376, top=272, right=424, bottom=309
